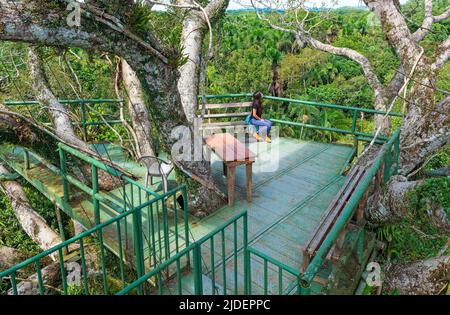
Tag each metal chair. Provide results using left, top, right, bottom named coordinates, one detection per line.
left=138, top=156, right=174, bottom=193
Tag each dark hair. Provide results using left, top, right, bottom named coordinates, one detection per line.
left=253, top=91, right=264, bottom=106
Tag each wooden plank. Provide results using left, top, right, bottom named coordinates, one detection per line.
left=200, top=102, right=252, bottom=110
left=303, top=166, right=361, bottom=250
left=204, top=113, right=249, bottom=119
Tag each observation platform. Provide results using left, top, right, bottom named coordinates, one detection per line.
left=1, top=95, right=402, bottom=296
left=0, top=136, right=354, bottom=294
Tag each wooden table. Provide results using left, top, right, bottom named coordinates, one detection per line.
left=205, top=133, right=255, bottom=207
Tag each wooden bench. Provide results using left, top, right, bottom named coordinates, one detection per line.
left=205, top=133, right=255, bottom=207
left=199, top=101, right=253, bottom=130
left=301, top=165, right=368, bottom=273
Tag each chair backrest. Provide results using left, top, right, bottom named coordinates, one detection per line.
left=139, top=156, right=163, bottom=176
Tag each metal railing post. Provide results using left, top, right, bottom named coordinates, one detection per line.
left=351, top=110, right=358, bottom=134
left=299, top=282, right=311, bottom=295
left=91, top=164, right=100, bottom=225
left=243, top=213, right=249, bottom=294
left=357, top=229, right=365, bottom=264
left=80, top=99, right=88, bottom=140
left=59, top=147, right=69, bottom=205
left=132, top=206, right=145, bottom=294
left=182, top=186, right=190, bottom=264
left=244, top=249, right=251, bottom=295
left=55, top=205, right=68, bottom=255
left=193, top=243, right=203, bottom=295
left=383, top=146, right=392, bottom=183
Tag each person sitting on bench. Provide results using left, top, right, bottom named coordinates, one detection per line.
left=249, top=91, right=272, bottom=143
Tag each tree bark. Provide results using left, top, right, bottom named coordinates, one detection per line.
left=121, top=59, right=155, bottom=157
left=7, top=261, right=62, bottom=295
left=363, top=0, right=450, bottom=175
left=384, top=255, right=449, bottom=295
left=28, top=46, right=123, bottom=190
left=269, top=61, right=283, bottom=97
left=0, top=246, right=26, bottom=270
left=0, top=164, right=62, bottom=257
left=27, top=46, right=89, bottom=150
left=399, top=85, right=450, bottom=176
left=366, top=175, right=423, bottom=226
left=0, top=0, right=225, bottom=213
left=177, top=0, right=230, bottom=122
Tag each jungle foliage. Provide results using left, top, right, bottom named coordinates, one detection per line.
left=0, top=2, right=448, bottom=283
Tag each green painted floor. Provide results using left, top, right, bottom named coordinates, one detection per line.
left=0, top=137, right=353, bottom=295
left=171, top=137, right=354, bottom=295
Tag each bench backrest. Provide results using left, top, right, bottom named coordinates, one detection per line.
left=301, top=165, right=367, bottom=272
left=198, top=101, right=252, bottom=130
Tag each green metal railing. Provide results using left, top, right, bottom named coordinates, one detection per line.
left=58, top=142, right=159, bottom=212
left=2, top=95, right=403, bottom=296
left=245, top=247, right=303, bottom=295
left=299, top=129, right=400, bottom=289
left=240, top=129, right=400, bottom=295
left=200, top=94, right=402, bottom=144
left=58, top=142, right=190, bottom=268
left=0, top=202, right=143, bottom=295
left=117, top=211, right=248, bottom=295
left=0, top=185, right=192, bottom=295
left=4, top=99, right=123, bottom=140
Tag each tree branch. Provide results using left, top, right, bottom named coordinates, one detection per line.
left=0, top=0, right=167, bottom=66
left=0, top=164, right=62, bottom=260
left=77, top=1, right=170, bottom=64
left=28, top=46, right=89, bottom=149
left=387, top=1, right=450, bottom=101
left=413, top=1, right=450, bottom=42
left=364, top=0, right=423, bottom=69
left=432, top=36, right=450, bottom=71
left=252, top=1, right=385, bottom=109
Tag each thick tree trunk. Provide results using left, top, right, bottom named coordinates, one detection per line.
left=0, top=164, right=62, bottom=258
left=121, top=59, right=155, bottom=157
left=0, top=0, right=226, bottom=214
left=399, top=88, right=450, bottom=176
left=363, top=0, right=450, bottom=175
left=177, top=0, right=230, bottom=122
left=384, top=255, right=449, bottom=295
left=124, top=57, right=226, bottom=214
left=269, top=61, right=283, bottom=97
left=366, top=175, right=422, bottom=226
left=28, top=46, right=123, bottom=190
left=178, top=8, right=203, bottom=123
